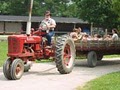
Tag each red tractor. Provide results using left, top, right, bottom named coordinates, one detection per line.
left=3, top=26, right=76, bottom=80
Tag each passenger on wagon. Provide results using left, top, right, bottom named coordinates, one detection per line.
left=70, top=27, right=83, bottom=41
left=104, top=28, right=119, bottom=41
left=70, top=28, right=79, bottom=41
left=111, top=28, right=119, bottom=40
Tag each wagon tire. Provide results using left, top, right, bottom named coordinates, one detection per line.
left=87, top=51, right=97, bottom=67
left=3, top=58, right=12, bottom=80
left=10, top=59, right=24, bottom=80
left=55, top=35, right=76, bottom=74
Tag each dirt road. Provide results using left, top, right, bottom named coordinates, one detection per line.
left=0, top=58, right=120, bottom=90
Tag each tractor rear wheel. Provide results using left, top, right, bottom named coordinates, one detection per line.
left=55, top=35, right=76, bottom=74
left=3, top=58, right=12, bottom=80
left=87, top=51, right=97, bottom=67
left=10, top=59, right=24, bottom=80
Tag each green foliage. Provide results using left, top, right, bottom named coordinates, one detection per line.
left=77, top=72, right=120, bottom=90
left=8, top=0, right=29, bottom=15
left=75, top=0, right=119, bottom=29
left=0, top=0, right=77, bottom=17
left=0, top=1, right=9, bottom=15
left=36, top=0, right=77, bottom=17
left=112, top=0, right=120, bottom=29
left=112, top=0, right=120, bottom=17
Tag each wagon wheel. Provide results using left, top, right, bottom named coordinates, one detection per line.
left=55, top=35, right=76, bottom=74
left=87, top=51, right=97, bottom=67
left=39, top=22, right=48, bottom=31
left=10, top=59, right=24, bottom=80
left=3, top=58, right=12, bottom=80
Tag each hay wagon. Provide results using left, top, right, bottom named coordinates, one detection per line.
left=75, top=40, right=120, bottom=67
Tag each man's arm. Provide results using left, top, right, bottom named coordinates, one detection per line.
left=47, top=19, right=56, bottom=29
left=48, top=24, right=56, bottom=28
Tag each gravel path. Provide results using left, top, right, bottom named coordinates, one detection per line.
left=0, top=58, right=120, bottom=90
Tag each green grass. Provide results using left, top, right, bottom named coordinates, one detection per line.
left=36, top=59, right=53, bottom=63
left=104, top=55, right=120, bottom=58
left=77, top=72, right=120, bottom=90
left=76, top=54, right=120, bottom=59
left=0, top=41, right=8, bottom=66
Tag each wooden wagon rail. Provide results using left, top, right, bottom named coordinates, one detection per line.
left=75, top=40, right=120, bottom=51
left=75, top=40, right=120, bottom=67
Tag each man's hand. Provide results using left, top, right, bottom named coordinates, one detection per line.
left=38, top=26, right=42, bottom=30
left=47, top=24, right=56, bottom=30
left=47, top=25, right=50, bottom=30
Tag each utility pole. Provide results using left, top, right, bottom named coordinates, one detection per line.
left=90, top=22, right=93, bottom=36
left=26, top=0, right=33, bottom=35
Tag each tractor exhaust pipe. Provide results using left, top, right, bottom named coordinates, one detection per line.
left=26, top=0, right=33, bottom=35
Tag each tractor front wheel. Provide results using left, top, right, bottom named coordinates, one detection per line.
left=55, top=35, right=76, bottom=74
left=10, top=59, right=24, bottom=80
left=3, top=58, right=12, bottom=80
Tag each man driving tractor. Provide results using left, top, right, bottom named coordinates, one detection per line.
left=38, top=10, right=56, bottom=48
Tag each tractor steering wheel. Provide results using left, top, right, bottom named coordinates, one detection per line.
left=31, top=22, right=48, bottom=36
left=39, top=22, right=48, bottom=31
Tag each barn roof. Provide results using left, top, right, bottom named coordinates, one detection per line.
left=0, top=15, right=88, bottom=24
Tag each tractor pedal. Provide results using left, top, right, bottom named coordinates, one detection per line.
left=45, top=46, right=52, bottom=48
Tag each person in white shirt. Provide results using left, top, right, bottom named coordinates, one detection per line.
left=39, top=11, right=56, bottom=47
left=112, top=28, right=119, bottom=40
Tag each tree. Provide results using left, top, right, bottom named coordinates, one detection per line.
left=112, top=0, right=120, bottom=17
left=0, top=1, right=9, bottom=15
left=74, top=0, right=119, bottom=29
left=35, top=0, right=76, bottom=17
left=112, top=0, right=120, bottom=29
left=8, top=0, right=29, bottom=15
left=0, top=0, right=75, bottom=17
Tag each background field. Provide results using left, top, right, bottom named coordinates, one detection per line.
left=0, top=41, right=8, bottom=66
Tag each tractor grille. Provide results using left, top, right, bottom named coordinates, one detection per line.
left=8, top=37, right=21, bottom=54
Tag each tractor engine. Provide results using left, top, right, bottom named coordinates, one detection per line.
left=7, top=34, right=55, bottom=61
left=7, top=34, right=43, bottom=60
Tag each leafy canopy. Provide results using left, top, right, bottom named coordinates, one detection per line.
left=74, top=0, right=119, bottom=28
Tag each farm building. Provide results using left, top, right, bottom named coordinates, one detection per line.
left=0, top=15, right=90, bottom=35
